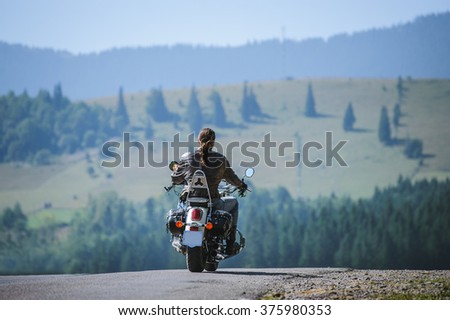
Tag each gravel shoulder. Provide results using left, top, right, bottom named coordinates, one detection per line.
left=262, top=269, right=450, bottom=300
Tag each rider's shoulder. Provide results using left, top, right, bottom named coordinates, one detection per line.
left=180, top=151, right=194, bottom=161
left=208, top=151, right=229, bottom=167
left=208, top=151, right=227, bottom=164
left=208, top=150, right=226, bottom=160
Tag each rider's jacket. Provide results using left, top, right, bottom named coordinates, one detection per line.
left=171, top=149, right=244, bottom=200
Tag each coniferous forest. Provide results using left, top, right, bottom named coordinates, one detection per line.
left=0, top=86, right=118, bottom=163
left=1, top=78, right=450, bottom=274
left=1, top=176, right=449, bottom=274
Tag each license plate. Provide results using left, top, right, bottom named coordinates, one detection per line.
left=182, top=230, right=203, bottom=247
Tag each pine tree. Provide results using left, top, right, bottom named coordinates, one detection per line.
left=113, top=87, right=129, bottom=132
left=240, top=82, right=252, bottom=122
left=404, top=139, right=423, bottom=159
left=378, top=106, right=391, bottom=145
left=396, top=76, right=406, bottom=105
left=304, top=83, right=317, bottom=117
left=53, top=83, right=67, bottom=109
left=146, top=88, right=172, bottom=122
left=240, top=82, right=267, bottom=122
left=343, top=102, right=356, bottom=131
left=393, top=103, right=401, bottom=129
left=248, top=88, right=264, bottom=118
left=209, top=90, right=227, bottom=127
left=186, top=87, right=203, bottom=134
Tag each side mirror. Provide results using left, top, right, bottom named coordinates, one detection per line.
left=169, top=161, right=179, bottom=171
left=244, top=167, right=255, bottom=178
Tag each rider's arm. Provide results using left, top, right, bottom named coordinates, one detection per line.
left=223, top=158, right=245, bottom=189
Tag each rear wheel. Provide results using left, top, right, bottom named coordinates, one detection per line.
left=186, top=247, right=205, bottom=272
left=205, top=261, right=218, bottom=272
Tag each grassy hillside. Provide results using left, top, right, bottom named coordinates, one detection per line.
left=1, top=78, right=450, bottom=213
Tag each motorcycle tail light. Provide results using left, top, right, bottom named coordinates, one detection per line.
left=205, top=222, right=213, bottom=230
left=175, top=221, right=183, bottom=228
left=191, top=208, right=202, bottom=221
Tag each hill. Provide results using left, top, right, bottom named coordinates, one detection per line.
left=1, top=12, right=449, bottom=99
left=1, top=77, right=449, bottom=212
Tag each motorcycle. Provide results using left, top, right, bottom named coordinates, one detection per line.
left=165, top=166, right=254, bottom=272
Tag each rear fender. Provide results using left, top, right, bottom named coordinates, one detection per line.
left=182, top=207, right=207, bottom=247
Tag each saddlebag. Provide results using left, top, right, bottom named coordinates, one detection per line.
left=209, top=210, right=232, bottom=236
left=166, top=208, right=186, bottom=234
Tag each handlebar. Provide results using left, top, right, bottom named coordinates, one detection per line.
left=164, top=184, right=175, bottom=192
left=219, top=181, right=251, bottom=197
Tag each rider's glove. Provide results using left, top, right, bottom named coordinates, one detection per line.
left=238, top=181, right=248, bottom=197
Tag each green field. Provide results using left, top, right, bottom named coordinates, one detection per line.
left=1, top=78, right=450, bottom=213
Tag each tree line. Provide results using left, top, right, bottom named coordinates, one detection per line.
left=2, top=12, right=449, bottom=99
left=238, top=176, right=450, bottom=269
left=0, top=82, right=271, bottom=164
left=1, top=176, right=449, bottom=274
left=1, top=78, right=426, bottom=165
left=0, top=85, right=126, bottom=163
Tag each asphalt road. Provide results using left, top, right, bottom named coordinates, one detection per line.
left=0, top=268, right=346, bottom=300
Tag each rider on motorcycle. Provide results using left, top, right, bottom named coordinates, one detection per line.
left=171, top=127, right=248, bottom=255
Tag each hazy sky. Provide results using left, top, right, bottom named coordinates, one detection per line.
left=1, top=0, right=449, bottom=54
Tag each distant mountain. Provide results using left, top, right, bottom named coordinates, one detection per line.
left=1, top=12, right=449, bottom=99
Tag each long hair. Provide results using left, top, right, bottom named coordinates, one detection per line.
left=197, top=128, right=215, bottom=166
